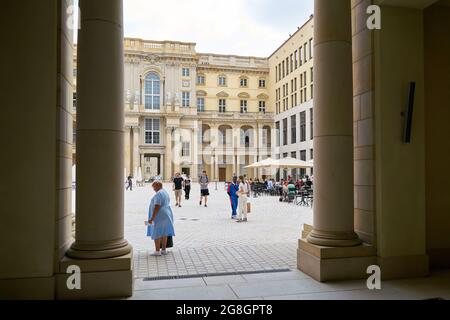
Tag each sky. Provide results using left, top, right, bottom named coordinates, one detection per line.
left=74, top=0, right=314, bottom=57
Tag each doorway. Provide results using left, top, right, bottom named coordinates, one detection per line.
left=219, top=168, right=227, bottom=182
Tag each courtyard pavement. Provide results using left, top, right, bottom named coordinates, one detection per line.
left=124, top=183, right=313, bottom=279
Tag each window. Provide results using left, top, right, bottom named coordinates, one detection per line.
left=240, top=78, right=248, bottom=87
left=300, top=150, right=307, bottom=161
left=219, top=99, right=226, bottom=113
left=282, top=61, right=285, bottom=78
left=291, top=151, right=297, bottom=159
left=291, top=115, right=297, bottom=144
left=259, top=101, right=266, bottom=113
left=283, top=118, right=288, bottom=146
left=294, top=50, right=298, bottom=69
left=218, top=76, right=227, bottom=86
left=309, top=38, right=313, bottom=59
left=182, top=68, right=190, bottom=77
left=304, top=42, right=308, bottom=62
left=276, top=121, right=280, bottom=147
left=182, top=142, right=190, bottom=157
left=241, top=129, right=251, bottom=147
left=310, top=149, right=314, bottom=160
left=275, top=66, right=278, bottom=82
left=197, top=97, right=205, bottom=112
left=259, top=79, right=266, bottom=88
left=300, top=111, right=306, bottom=142
left=290, top=54, right=293, bottom=72
left=311, top=84, right=314, bottom=100
left=278, top=63, right=281, bottom=80
left=144, top=72, right=161, bottom=110
left=144, top=118, right=160, bottom=144
left=182, top=92, right=190, bottom=107
left=286, top=57, right=289, bottom=75
left=197, top=74, right=205, bottom=85
left=310, top=67, right=314, bottom=83
left=299, top=47, right=303, bottom=66
left=219, top=128, right=227, bottom=145
left=73, top=92, right=77, bottom=109
left=240, top=100, right=248, bottom=113
left=310, top=108, right=314, bottom=140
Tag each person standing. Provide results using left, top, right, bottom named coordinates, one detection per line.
left=172, top=172, right=184, bottom=207
left=147, top=181, right=175, bottom=256
left=199, top=171, right=209, bottom=207
left=227, top=176, right=240, bottom=219
left=236, top=176, right=250, bottom=222
left=184, top=175, right=191, bottom=200
left=126, top=175, right=133, bottom=191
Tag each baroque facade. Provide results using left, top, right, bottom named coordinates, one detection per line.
left=74, top=39, right=274, bottom=182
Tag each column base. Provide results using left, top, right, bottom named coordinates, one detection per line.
left=56, top=252, right=133, bottom=300
left=67, top=240, right=132, bottom=259
left=298, top=238, right=376, bottom=282
left=306, top=229, right=363, bottom=247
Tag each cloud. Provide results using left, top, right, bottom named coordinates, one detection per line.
left=73, top=0, right=314, bottom=57
left=123, top=0, right=314, bottom=57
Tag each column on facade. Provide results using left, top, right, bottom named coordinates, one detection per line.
left=165, top=127, right=173, bottom=181
left=236, top=154, right=241, bottom=177
left=132, top=126, right=140, bottom=178
left=160, top=154, right=164, bottom=179
left=140, top=153, right=145, bottom=180
left=306, top=0, right=361, bottom=247
left=68, top=0, right=132, bottom=259
left=124, top=126, right=131, bottom=176
left=173, top=128, right=181, bottom=175
left=191, top=127, right=199, bottom=180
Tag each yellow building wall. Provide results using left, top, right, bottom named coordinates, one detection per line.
left=268, top=17, right=314, bottom=114
left=374, top=6, right=427, bottom=260
left=424, top=3, right=450, bottom=267
left=198, top=70, right=269, bottom=113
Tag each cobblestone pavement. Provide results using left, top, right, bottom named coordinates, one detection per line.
left=124, top=183, right=313, bottom=279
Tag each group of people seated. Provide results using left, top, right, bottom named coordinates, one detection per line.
left=229, top=175, right=313, bottom=202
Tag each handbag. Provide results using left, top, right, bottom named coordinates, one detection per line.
left=161, top=236, right=173, bottom=248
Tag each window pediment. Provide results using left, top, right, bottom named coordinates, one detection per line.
left=238, top=92, right=250, bottom=99
left=217, top=91, right=229, bottom=98
left=197, top=90, right=207, bottom=97
left=257, top=93, right=269, bottom=100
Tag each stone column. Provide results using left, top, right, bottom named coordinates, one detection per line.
left=124, top=126, right=131, bottom=175
left=306, top=0, right=361, bottom=247
left=132, top=126, right=140, bottom=177
left=68, top=0, right=132, bottom=259
left=173, top=128, right=181, bottom=174
left=236, top=155, right=241, bottom=177
left=165, top=127, right=173, bottom=181
left=160, top=154, right=164, bottom=178
left=215, top=155, right=219, bottom=181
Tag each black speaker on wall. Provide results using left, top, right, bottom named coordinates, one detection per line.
left=403, top=82, right=416, bottom=144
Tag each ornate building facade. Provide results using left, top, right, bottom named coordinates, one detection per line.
left=74, top=39, right=274, bottom=182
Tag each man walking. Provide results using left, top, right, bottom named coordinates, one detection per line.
left=227, top=176, right=240, bottom=219
left=172, top=172, right=184, bottom=207
left=199, top=171, right=209, bottom=207
left=126, top=175, right=133, bottom=191
left=184, top=175, right=191, bottom=200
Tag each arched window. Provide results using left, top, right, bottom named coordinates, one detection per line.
left=144, top=72, right=160, bottom=110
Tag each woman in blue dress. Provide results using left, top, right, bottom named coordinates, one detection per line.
left=147, top=181, right=175, bottom=256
